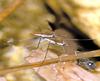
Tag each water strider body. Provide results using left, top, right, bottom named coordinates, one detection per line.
left=34, top=33, right=55, bottom=38
left=38, top=37, right=66, bottom=46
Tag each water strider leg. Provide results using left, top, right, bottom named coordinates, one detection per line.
left=54, top=41, right=68, bottom=81
left=36, top=41, right=50, bottom=72
left=42, top=41, right=50, bottom=64
left=24, top=37, right=42, bottom=60
left=58, top=42, right=66, bottom=63
left=24, top=34, right=56, bottom=72
left=36, top=37, right=42, bottom=49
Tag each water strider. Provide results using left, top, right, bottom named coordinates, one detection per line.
left=29, top=31, right=68, bottom=72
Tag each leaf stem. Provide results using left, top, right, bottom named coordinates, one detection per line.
left=0, top=49, right=100, bottom=76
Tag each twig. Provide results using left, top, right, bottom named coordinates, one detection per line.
left=0, top=49, right=100, bottom=76
left=0, top=0, right=23, bottom=22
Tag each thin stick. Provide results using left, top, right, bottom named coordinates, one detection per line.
left=0, top=49, right=100, bottom=76
left=0, top=0, right=23, bottom=22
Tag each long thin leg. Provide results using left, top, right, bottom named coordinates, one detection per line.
left=36, top=41, right=50, bottom=72
left=43, top=41, right=50, bottom=63
left=24, top=37, right=42, bottom=61
left=55, top=43, right=67, bottom=81
left=36, top=37, right=42, bottom=49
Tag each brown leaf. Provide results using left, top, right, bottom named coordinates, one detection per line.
left=26, top=49, right=100, bottom=81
